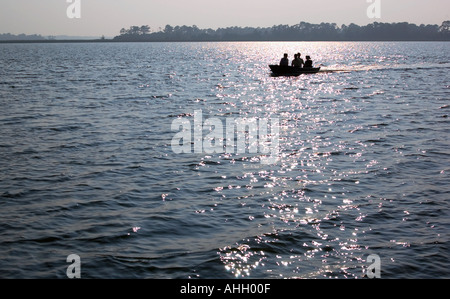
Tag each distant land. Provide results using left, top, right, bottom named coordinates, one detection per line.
left=1, top=21, right=449, bottom=42
left=0, top=33, right=110, bottom=41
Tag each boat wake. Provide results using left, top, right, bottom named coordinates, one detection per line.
left=319, top=62, right=450, bottom=73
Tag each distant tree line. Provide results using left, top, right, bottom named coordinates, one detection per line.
left=0, top=33, right=46, bottom=41
left=115, top=21, right=450, bottom=41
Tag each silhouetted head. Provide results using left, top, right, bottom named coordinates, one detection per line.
left=294, top=53, right=298, bottom=58
left=306, top=55, right=311, bottom=60
left=297, top=53, right=301, bottom=57
left=284, top=53, right=288, bottom=58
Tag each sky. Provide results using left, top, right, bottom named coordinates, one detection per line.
left=1, top=0, right=449, bottom=37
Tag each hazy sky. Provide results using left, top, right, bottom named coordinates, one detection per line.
left=1, top=0, right=449, bottom=36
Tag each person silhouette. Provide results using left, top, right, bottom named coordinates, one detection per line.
left=280, top=53, right=289, bottom=66
left=292, top=53, right=304, bottom=68
left=304, top=55, right=313, bottom=68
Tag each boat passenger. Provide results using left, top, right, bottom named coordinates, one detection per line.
left=280, top=53, right=289, bottom=66
left=304, top=56, right=313, bottom=68
left=292, top=53, right=304, bottom=68
left=292, top=54, right=298, bottom=67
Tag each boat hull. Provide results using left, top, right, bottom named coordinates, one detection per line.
left=269, top=65, right=321, bottom=76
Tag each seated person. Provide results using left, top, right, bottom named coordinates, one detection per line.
left=304, top=56, right=313, bottom=68
left=292, top=53, right=304, bottom=68
left=280, top=53, right=289, bottom=66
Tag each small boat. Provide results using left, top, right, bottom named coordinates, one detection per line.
left=269, top=65, right=321, bottom=76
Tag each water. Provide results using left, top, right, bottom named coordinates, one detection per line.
left=0, top=42, right=449, bottom=279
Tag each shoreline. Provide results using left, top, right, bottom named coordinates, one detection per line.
left=1, top=39, right=450, bottom=44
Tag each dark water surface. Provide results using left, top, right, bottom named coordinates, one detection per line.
left=0, top=42, right=449, bottom=278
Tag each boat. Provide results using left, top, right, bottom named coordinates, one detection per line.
left=269, top=65, right=321, bottom=76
